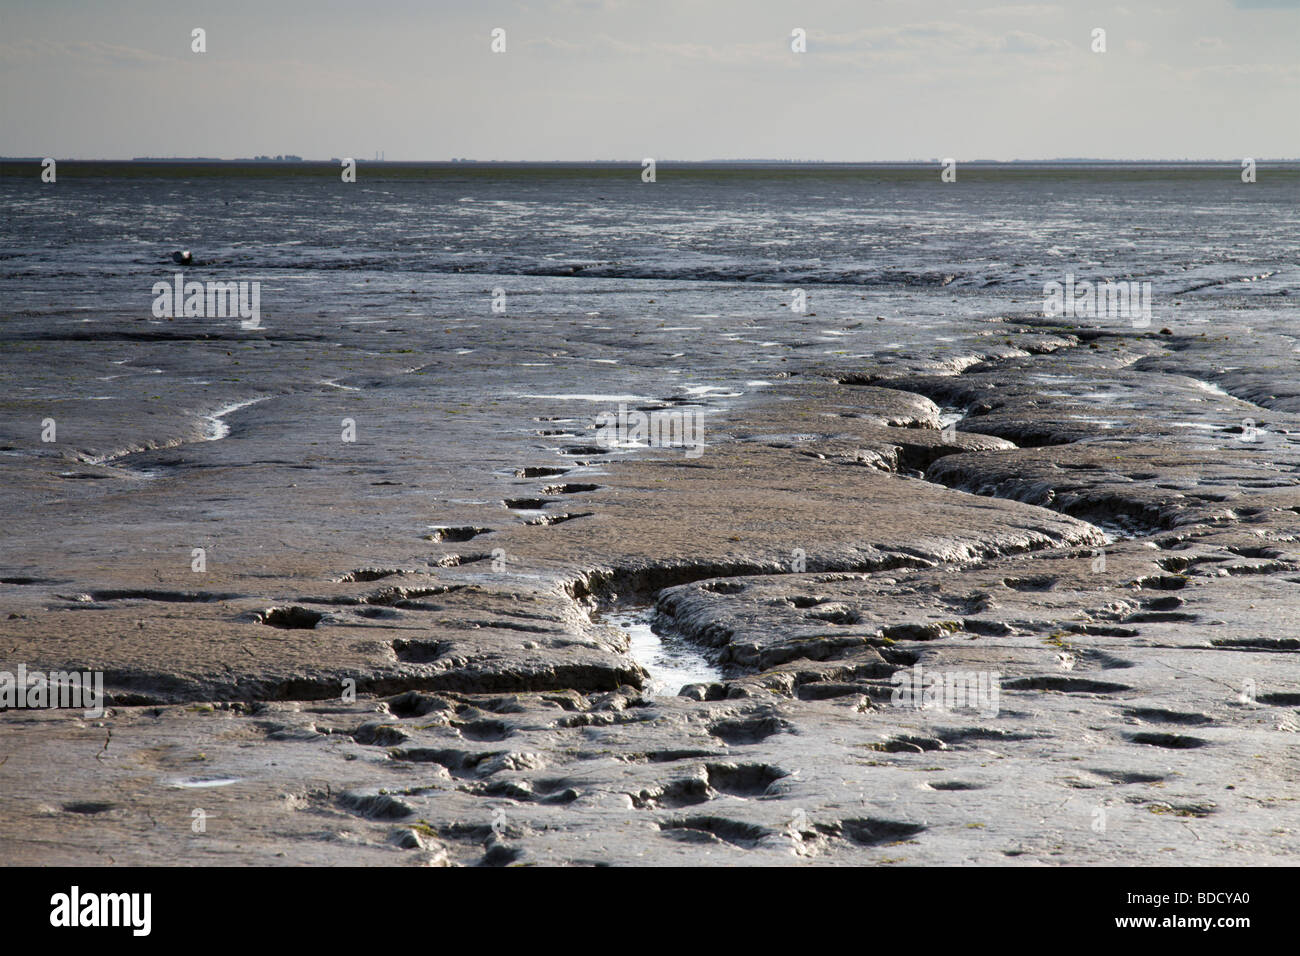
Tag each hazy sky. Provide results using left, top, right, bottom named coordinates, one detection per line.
left=2, top=0, right=1298, bottom=160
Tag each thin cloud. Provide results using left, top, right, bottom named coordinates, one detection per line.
left=0, top=38, right=178, bottom=69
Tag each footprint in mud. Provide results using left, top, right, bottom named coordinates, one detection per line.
left=387, top=747, right=502, bottom=778
left=338, top=791, right=415, bottom=820
left=659, top=816, right=772, bottom=848
left=871, top=734, right=947, bottom=753
left=634, top=777, right=712, bottom=809
left=503, top=497, right=553, bottom=510
left=1002, top=676, right=1131, bottom=694
left=1124, top=610, right=1199, bottom=623
left=835, top=818, right=927, bottom=846
left=705, top=762, right=789, bottom=796
left=557, top=711, right=656, bottom=729
left=516, top=466, right=569, bottom=478
left=1131, top=574, right=1188, bottom=591
left=1256, top=691, right=1300, bottom=706
left=1071, top=649, right=1137, bottom=669
left=430, top=552, right=493, bottom=568
left=1066, top=624, right=1140, bottom=639
left=350, top=722, right=411, bottom=746
left=1211, top=637, right=1300, bottom=651
left=62, top=802, right=116, bottom=815
left=1125, top=731, right=1209, bottom=749
left=459, top=779, right=580, bottom=805
left=1157, top=555, right=1205, bottom=573
left=524, top=512, right=592, bottom=526
left=1002, top=575, right=1058, bottom=592
left=391, top=638, right=453, bottom=663
left=1089, top=769, right=1170, bottom=785
left=258, top=606, right=324, bottom=629
left=936, top=727, right=1042, bottom=747
left=386, top=691, right=456, bottom=718
left=624, top=749, right=726, bottom=764
left=453, top=718, right=514, bottom=742
left=1122, top=707, right=1215, bottom=726
left=925, top=781, right=987, bottom=791
left=335, top=567, right=407, bottom=583
left=541, top=483, right=600, bottom=494
left=708, top=715, right=790, bottom=745
left=426, top=526, right=492, bottom=543
left=532, top=777, right=581, bottom=797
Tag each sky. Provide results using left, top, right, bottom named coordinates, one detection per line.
left=1, top=0, right=1298, bottom=161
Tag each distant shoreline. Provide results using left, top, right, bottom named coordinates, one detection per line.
left=3, top=157, right=1299, bottom=167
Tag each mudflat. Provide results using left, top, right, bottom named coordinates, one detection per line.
left=3, top=296, right=1299, bottom=865
left=4, top=162, right=1299, bottom=865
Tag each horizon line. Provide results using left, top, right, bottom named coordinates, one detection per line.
left=3, top=157, right=1297, bottom=165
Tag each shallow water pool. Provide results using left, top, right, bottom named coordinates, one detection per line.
left=606, top=607, right=723, bottom=697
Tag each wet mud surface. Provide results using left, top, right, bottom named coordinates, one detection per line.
left=3, top=301, right=1299, bottom=865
